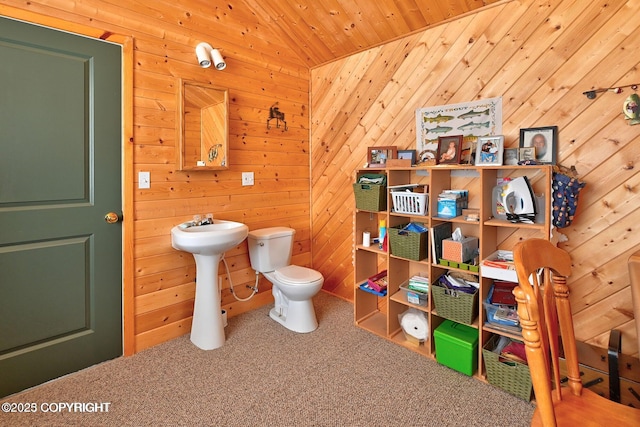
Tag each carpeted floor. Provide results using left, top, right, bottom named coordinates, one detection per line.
left=0, top=292, right=534, bottom=426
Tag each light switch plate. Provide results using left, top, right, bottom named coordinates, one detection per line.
left=139, top=171, right=150, bottom=189
left=242, top=172, right=254, bottom=186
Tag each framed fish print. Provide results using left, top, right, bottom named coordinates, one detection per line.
left=475, top=135, right=504, bottom=166
left=519, top=126, right=558, bottom=165
left=415, top=97, right=502, bottom=164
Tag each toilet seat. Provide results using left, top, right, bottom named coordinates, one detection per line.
left=274, top=265, right=322, bottom=285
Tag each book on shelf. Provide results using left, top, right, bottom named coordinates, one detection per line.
left=430, top=222, right=452, bottom=262
left=491, top=281, right=518, bottom=305
left=482, top=260, right=515, bottom=270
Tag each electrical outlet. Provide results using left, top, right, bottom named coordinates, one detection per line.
left=242, top=172, right=254, bottom=186
left=139, top=171, right=150, bottom=189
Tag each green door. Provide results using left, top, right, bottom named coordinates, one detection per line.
left=0, top=16, right=122, bottom=397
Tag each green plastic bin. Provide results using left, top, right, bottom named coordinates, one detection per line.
left=434, top=320, right=478, bottom=376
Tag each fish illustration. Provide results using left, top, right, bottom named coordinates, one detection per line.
left=458, top=121, right=490, bottom=131
left=427, top=125, right=453, bottom=134
left=458, top=109, right=489, bottom=119
left=423, top=113, right=455, bottom=123
left=623, top=93, right=640, bottom=125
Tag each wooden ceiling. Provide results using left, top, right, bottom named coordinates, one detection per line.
left=239, top=0, right=501, bottom=68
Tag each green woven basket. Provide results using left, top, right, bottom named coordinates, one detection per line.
left=353, top=183, right=386, bottom=211
left=431, top=282, right=478, bottom=325
left=388, top=223, right=428, bottom=261
left=483, top=336, right=533, bottom=401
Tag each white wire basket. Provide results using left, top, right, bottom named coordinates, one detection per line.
left=391, top=192, right=429, bottom=215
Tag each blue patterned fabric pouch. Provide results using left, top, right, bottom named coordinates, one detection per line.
left=552, top=171, right=586, bottom=228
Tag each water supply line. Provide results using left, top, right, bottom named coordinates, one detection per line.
left=220, top=253, right=259, bottom=302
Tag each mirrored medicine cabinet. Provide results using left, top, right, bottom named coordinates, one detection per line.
left=177, top=79, right=229, bottom=171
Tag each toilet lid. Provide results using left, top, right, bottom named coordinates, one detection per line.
left=274, top=265, right=323, bottom=285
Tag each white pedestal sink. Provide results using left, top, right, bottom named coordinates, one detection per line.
left=171, top=219, right=249, bottom=350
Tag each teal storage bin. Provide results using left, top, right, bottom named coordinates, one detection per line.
left=434, top=320, right=478, bottom=376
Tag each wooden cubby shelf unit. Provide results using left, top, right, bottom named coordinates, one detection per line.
left=353, top=164, right=552, bottom=386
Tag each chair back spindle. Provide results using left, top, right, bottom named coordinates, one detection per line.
left=513, top=239, right=640, bottom=426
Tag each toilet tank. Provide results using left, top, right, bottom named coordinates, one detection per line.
left=248, top=227, right=295, bottom=272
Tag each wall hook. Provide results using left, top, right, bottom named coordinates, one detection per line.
left=267, top=103, right=288, bottom=131
left=583, top=83, right=639, bottom=99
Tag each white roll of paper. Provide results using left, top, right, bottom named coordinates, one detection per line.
left=400, top=311, right=429, bottom=340
left=363, top=231, right=371, bottom=247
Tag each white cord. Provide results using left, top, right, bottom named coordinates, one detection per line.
left=221, top=253, right=258, bottom=302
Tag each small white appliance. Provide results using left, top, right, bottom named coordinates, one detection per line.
left=501, top=176, right=536, bottom=223
left=248, top=227, right=324, bottom=333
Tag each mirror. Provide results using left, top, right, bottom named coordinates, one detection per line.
left=177, top=79, right=229, bottom=170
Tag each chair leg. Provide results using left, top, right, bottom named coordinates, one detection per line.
left=608, top=329, right=621, bottom=403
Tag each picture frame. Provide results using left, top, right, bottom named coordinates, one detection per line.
left=460, top=137, right=477, bottom=165
left=504, top=148, right=519, bottom=165
left=397, top=149, right=417, bottom=165
left=475, top=135, right=504, bottom=166
left=519, top=126, right=558, bottom=165
left=367, top=146, right=397, bottom=167
left=518, top=147, right=536, bottom=162
left=436, top=135, right=463, bottom=164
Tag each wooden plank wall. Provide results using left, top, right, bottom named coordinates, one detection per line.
left=0, top=0, right=312, bottom=353
left=310, top=0, right=640, bottom=356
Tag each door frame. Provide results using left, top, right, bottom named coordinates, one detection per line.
left=0, top=5, right=136, bottom=356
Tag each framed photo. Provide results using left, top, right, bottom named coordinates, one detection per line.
left=475, top=135, right=504, bottom=166
left=519, top=126, right=558, bottom=164
left=397, top=149, right=417, bottom=165
left=504, top=148, right=519, bottom=165
left=436, top=135, right=463, bottom=164
left=518, top=147, right=536, bottom=162
left=367, top=146, right=397, bottom=167
left=460, top=137, right=477, bottom=165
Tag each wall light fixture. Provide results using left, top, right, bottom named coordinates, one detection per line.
left=195, top=42, right=226, bottom=70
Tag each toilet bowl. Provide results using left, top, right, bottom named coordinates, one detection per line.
left=248, top=227, right=324, bottom=333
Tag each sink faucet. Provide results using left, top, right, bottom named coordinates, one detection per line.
left=191, top=213, right=214, bottom=227
left=201, top=213, right=214, bottom=225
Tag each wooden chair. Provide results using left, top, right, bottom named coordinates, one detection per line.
left=628, top=250, right=640, bottom=357
left=512, top=239, right=640, bottom=427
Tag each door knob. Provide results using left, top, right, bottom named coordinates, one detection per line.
left=104, top=212, right=122, bottom=224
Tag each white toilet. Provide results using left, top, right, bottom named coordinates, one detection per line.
left=248, top=227, right=324, bottom=333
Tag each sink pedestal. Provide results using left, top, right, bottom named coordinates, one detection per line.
left=191, top=253, right=225, bottom=350
left=170, top=219, right=249, bottom=351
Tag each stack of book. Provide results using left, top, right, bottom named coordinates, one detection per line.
left=407, top=275, right=429, bottom=293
